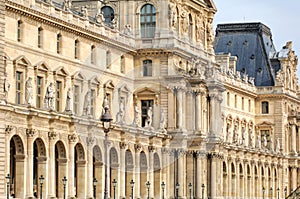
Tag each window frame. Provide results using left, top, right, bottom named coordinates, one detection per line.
left=55, top=81, right=62, bottom=112
left=36, top=76, right=44, bottom=108
left=143, top=59, right=152, bottom=77
left=38, top=27, right=43, bottom=48
left=140, top=4, right=156, bottom=38
left=57, top=33, right=62, bottom=54
left=17, top=20, right=23, bottom=42
left=261, top=101, right=269, bottom=114
left=15, top=71, right=24, bottom=105
left=101, top=6, right=115, bottom=25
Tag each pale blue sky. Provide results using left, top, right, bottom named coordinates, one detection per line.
left=213, top=0, right=300, bottom=76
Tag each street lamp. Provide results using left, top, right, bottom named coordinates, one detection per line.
left=146, top=181, right=150, bottom=199
left=284, top=187, right=287, bottom=198
left=39, top=175, right=44, bottom=199
left=175, top=182, right=180, bottom=199
left=161, top=182, right=165, bottom=199
left=262, top=187, right=265, bottom=199
left=277, top=187, right=280, bottom=199
left=201, top=184, right=205, bottom=199
left=130, top=179, right=135, bottom=199
left=188, top=183, right=192, bottom=199
left=101, top=106, right=113, bottom=199
left=93, top=178, right=98, bottom=199
left=62, top=176, right=67, bottom=199
left=270, top=187, right=273, bottom=199
left=5, top=174, right=10, bottom=199
left=112, top=179, right=117, bottom=199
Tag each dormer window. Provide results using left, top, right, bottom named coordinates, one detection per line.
left=262, top=101, right=269, bottom=114
left=101, top=6, right=114, bottom=25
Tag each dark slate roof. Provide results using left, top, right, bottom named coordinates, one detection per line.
left=214, top=22, right=278, bottom=86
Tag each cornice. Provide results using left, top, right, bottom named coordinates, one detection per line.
left=6, top=1, right=136, bottom=53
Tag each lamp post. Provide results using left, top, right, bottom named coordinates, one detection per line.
left=101, top=106, right=113, bottom=199
left=93, top=178, right=98, bottom=199
left=175, top=182, right=179, bottom=199
left=62, top=176, right=67, bottom=199
left=188, top=183, right=192, bottom=199
left=161, top=182, right=165, bottom=199
left=112, top=179, right=117, bottom=199
left=146, top=181, right=150, bottom=199
left=284, top=187, right=287, bottom=198
left=277, top=187, right=280, bottom=199
left=270, top=187, right=273, bottom=199
left=262, top=187, right=265, bottom=199
left=5, top=174, right=10, bottom=199
left=39, top=175, right=44, bottom=199
left=201, top=184, right=205, bottom=199
left=130, top=179, right=135, bottom=199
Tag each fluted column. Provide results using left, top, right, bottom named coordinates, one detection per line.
left=26, top=129, right=36, bottom=198
left=177, top=149, right=185, bottom=198
left=208, top=88, right=224, bottom=138
left=176, top=88, right=183, bottom=129
left=209, top=154, right=218, bottom=199
left=119, top=142, right=127, bottom=198
left=195, top=91, right=202, bottom=133
left=291, top=122, right=297, bottom=155
left=148, top=146, right=155, bottom=198
left=292, top=166, right=297, bottom=191
left=135, top=144, right=142, bottom=198
left=68, top=134, right=78, bottom=198
left=48, top=131, right=57, bottom=197
left=196, top=151, right=205, bottom=199
left=87, top=137, right=95, bottom=198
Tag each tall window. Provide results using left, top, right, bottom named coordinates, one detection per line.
left=101, top=6, right=114, bottom=25
left=143, top=60, right=152, bottom=76
left=73, top=85, right=79, bottom=114
left=36, top=76, right=43, bottom=108
left=188, top=14, right=193, bottom=39
left=16, top=71, right=23, bottom=104
left=57, top=34, right=62, bottom=54
left=91, top=45, right=96, bottom=64
left=234, top=95, right=237, bottom=108
left=17, top=20, right=22, bottom=42
left=38, top=27, right=43, bottom=48
left=241, top=97, right=244, bottom=110
left=90, top=89, right=95, bottom=116
left=227, top=92, right=230, bottom=106
left=248, top=99, right=251, bottom=112
left=106, top=50, right=111, bottom=69
left=75, top=39, right=79, bottom=59
left=56, top=81, right=62, bottom=112
left=141, top=100, right=153, bottom=127
left=140, top=4, right=156, bottom=38
left=120, top=55, right=125, bottom=73
left=262, top=101, right=269, bottom=114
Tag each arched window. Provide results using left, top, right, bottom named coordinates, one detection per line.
left=57, top=33, right=62, bottom=54
left=38, top=27, right=43, bottom=48
left=227, top=92, right=230, bottom=106
left=74, top=39, right=79, bottom=59
left=106, top=50, right=111, bottom=69
left=101, top=6, right=114, bottom=25
left=140, top=4, right=156, bottom=38
left=91, top=45, right=96, bottom=64
left=143, top=60, right=152, bottom=76
left=17, top=20, right=22, bottom=42
left=262, top=101, right=269, bottom=114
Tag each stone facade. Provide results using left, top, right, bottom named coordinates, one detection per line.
left=1, top=0, right=300, bottom=199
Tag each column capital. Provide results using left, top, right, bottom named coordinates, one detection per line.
left=26, top=128, right=37, bottom=137
left=86, top=136, right=95, bottom=146
left=5, top=125, right=14, bottom=134
left=207, top=152, right=223, bottom=160
left=48, top=131, right=58, bottom=140
left=68, top=133, right=78, bottom=143
left=148, top=145, right=156, bottom=153
left=134, top=144, right=142, bottom=152
left=119, top=142, right=127, bottom=150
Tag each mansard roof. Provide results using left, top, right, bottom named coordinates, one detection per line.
left=214, top=22, right=277, bottom=86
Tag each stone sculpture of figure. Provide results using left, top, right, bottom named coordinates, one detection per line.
left=168, top=3, right=177, bottom=29
left=206, top=17, right=214, bottom=42
left=145, top=107, right=153, bottom=127
left=81, top=5, right=89, bottom=19
left=95, top=11, right=105, bottom=24
left=256, top=135, right=261, bottom=149
left=132, top=103, right=140, bottom=127
left=159, top=109, right=166, bottom=131
left=195, top=14, right=203, bottom=42
left=269, top=137, right=274, bottom=152
left=116, top=98, right=125, bottom=124
left=4, top=76, right=10, bottom=99
left=226, top=125, right=232, bottom=143
left=276, top=138, right=281, bottom=152
left=63, top=0, right=72, bottom=11
left=262, top=135, right=267, bottom=149
left=103, top=95, right=109, bottom=110
left=180, top=11, right=188, bottom=34
left=25, top=77, right=33, bottom=106
left=83, top=91, right=91, bottom=116
left=46, top=82, right=55, bottom=110
left=249, top=77, right=255, bottom=85
left=65, top=88, right=72, bottom=113
left=232, top=126, right=238, bottom=144
left=123, top=24, right=132, bottom=35
left=110, top=16, right=117, bottom=29
left=241, top=129, right=247, bottom=146
left=250, top=131, right=255, bottom=148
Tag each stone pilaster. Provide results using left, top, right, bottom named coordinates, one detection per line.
left=48, top=131, right=57, bottom=198
left=26, top=128, right=36, bottom=198
left=119, top=142, right=127, bottom=198
left=68, top=134, right=78, bottom=198
left=134, top=144, right=142, bottom=198
left=87, top=136, right=95, bottom=198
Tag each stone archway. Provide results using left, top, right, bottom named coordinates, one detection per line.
left=10, top=135, right=25, bottom=198
left=153, top=153, right=161, bottom=198
left=93, top=145, right=103, bottom=196
left=55, top=141, right=67, bottom=198
left=140, top=151, right=148, bottom=198
left=110, top=147, right=119, bottom=198
left=33, top=138, right=47, bottom=197
left=74, top=143, right=86, bottom=198
left=125, top=149, right=133, bottom=197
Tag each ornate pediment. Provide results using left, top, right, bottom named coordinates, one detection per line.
left=104, top=80, right=115, bottom=90
left=54, top=66, right=69, bottom=77
left=72, top=71, right=86, bottom=81
left=134, top=87, right=158, bottom=97
left=89, top=75, right=101, bottom=85
left=13, top=55, right=31, bottom=66
left=34, top=61, right=49, bottom=72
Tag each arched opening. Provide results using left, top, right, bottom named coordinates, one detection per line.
left=101, top=6, right=115, bottom=25
left=247, top=165, right=251, bottom=197
left=9, top=135, right=25, bottom=198
left=33, top=138, right=47, bottom=197
left=140, top=151, right=148, bottom=198
left=93, top=145, right=103, bottom=197
left=125, top=150, right=134, bottom=197
left=110, top=147, right=119, bottom=198
left=55, top=141, right=67, bottom=198
left=74, top=143, right=86, bottom=198
left=222, top=162, right=227, bottom=196
left=153, top=153, right=161, bottom=198
left=255, top=166, right=258, bottom=197
left=231, top=163, right=236, bottom=197
left=239, top=163, right=243, bottom=197
left=140, top=4, right=156, bottom=38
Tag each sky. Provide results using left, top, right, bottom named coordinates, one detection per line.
left=212, top=0, right=300, bottom=76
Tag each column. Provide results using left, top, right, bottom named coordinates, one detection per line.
left=134, top=144, right=141, bottom=198
left=68, top=134, right=77, bottom=198
left=26, top=129, right=35, bottom=198
left=210, top=154, right=218, bottom=199
left=195, top=91, right=202, bottom=133
left=148, top=146, right=155, bottom=198
left=87, top=138, right=95, bottom=198
left=161, top=148, right=168, bottom=199
left=15, top=155, right=26, bottom=198
left=292, top=166, right=297, bottom=191
left=176, top=88, right=183, bottom=129
left=208, top=88, right=223, bottom=138
left=196, top=152, right=205, bottom=199
left=119, top=143, right=126, bottom=198
left=291, top=123, right=297, bottom=154
left=177, top=150, right=185, bottom=198
left=48, top=132, right=57, bottom=197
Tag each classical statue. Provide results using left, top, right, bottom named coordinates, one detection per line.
left=269, top=137, right=274, bottom=151
left=180, top=11, right=188, bottom=34
left=116, top=98, right=125, bottom=124
left=81, top=5, right=89, bottom=19
left=276, top=138, right=281, bottom=152
left=249, top=131, right=255, bottom=148
left=95, top=11, right=105, bottom=24
left=83, top=91, right=91, bottom=116
left=45, top=82, right=55, bottom=110
left=195, top=14, right=203, bottom=42
left=226, top=124, right=232, bottom=143
left=110, top=16, right=117, bottom=29
left=169, top=4, right=177, bottom=29
left=65, top=88, right=73, bottom=113
left=262, top=135, right=268, bottom=149
left=206, top=17, right=214, bottom=42
left=63, top=0, right=72, bottom=11
left=132, top=103, right=140, bottom=127
left=159, top=109, right=166, bottom=131
left=25, top=77, right=33, bottom=106
left=145, top=107, right=153, bottom=127
left=4, top=76, right=10, bottom=99
left=256, top=135, right=261, bottom=149
left=123, top=24, right=132, bottom=35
